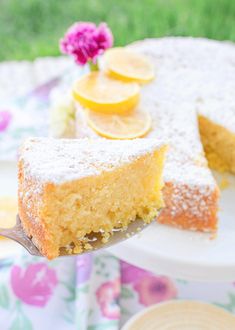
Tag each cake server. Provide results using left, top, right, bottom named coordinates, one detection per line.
left=0, top=215, right=153, bottom=257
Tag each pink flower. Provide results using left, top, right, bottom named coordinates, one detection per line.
left=60, top=21, right=113, bottom=65
left=134, top=275, right=177, bottom=306
left=0, top=111, right=12, bottom=132
left=96, top=278, right=120, bottom=320
left=11, top=263, right=58, bottom=307
left=121, top=261, right=150, bottom=285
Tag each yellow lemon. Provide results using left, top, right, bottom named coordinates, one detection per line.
left=0, top=197, right=17, bottom=239
left=72, top=72, right=140, bottom=114
left=104, top=47, right=155, bottom=83
left=85, top=107, right=152, bottom=139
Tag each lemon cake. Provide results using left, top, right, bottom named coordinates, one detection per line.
left=74, top=37, right=230, bottom=232
left=18, top=137, right=166, bottom=259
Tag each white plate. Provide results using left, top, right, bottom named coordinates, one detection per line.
left=2, top=161, right=235, bottom=281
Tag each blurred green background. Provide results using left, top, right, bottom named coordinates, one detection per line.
left=1, top=0, right=235, bottom=61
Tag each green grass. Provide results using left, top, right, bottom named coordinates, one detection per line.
left=0, top=0, right=235, bottom=61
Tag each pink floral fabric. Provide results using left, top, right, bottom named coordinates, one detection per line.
left=96, top=278, right=120, bottom=319
left=0, top=252, right=233, bottom=330
left=0, top=110, right=12, bottom=132
left=0, top=251, right=179, bottom=329
left=134, top=275, right=177, bottom=306
left=11, top=263, right=58, bottom=307
left=76, top=254, right=93, bottom=284
left=121, top=261, right=177, bottom=306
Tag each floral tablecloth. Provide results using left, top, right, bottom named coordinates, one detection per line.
left=0, top=58, right=235, bottom=330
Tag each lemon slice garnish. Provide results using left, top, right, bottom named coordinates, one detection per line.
left=73, top=72, right=140, bottom=114
left=104, top=47, right=155, bottom=83
left=85, top=107, right=151, bottom=139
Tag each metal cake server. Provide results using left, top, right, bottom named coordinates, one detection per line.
left=0, top=215, right=153, bottom=257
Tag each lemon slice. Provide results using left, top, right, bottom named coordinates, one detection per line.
left=104, top=47, right=155, bottom=83
left=73, top=72, right=140, bottom=114
left=85, top=107, right=151, bottom=139
left=0, top=197, right=17, bottom=239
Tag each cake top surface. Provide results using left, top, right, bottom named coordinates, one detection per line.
left=129, top=37, right=235, bottom=133
left=20, top=137, right=165, bottom=184
left=126, top=37, right=235, bottom=189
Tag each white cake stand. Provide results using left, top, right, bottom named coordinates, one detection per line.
left=1, top=161, right=235, bottom=281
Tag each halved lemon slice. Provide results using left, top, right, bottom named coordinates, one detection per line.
left=85, top=107, right=151, bottom=139
left=104, top=47, right=155, bottom=83
left=73, top=72, right=140, bottom=114
left=0, top=197, right=17, bottom=239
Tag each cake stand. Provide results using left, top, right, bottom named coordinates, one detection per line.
left=1, top=161, right=235, bottom=281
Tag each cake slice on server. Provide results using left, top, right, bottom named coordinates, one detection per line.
left=18, top=137, right=167, bottom=259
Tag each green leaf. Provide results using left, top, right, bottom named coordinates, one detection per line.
left=61, top=281, right=76, bottom=298
left=215, top=302, right=233, bottom=313
left=229, top=293, right=235, bottom=305
left=63, top=302, right=74, bottom=324
left=0, top=285, right=10, bottom=309
left=121, top=286, right=134, bottom=299
left=10, top=313, right=33, bottom=330
left=215, top=294, right=235, bottom=313
left=77, top=284, right=89, bottom=294
left=121, top=306, right=131, bottom=315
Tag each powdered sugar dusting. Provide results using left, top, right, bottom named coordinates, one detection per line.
left=20, top=137, right=164, bottom=184
left=130, top=37, right=235, bottom=133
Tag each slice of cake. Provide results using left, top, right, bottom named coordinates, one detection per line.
left=18, top=137, right=167, bottom=259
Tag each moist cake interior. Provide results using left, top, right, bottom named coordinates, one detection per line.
left=18, top=138, right=166, bottom=259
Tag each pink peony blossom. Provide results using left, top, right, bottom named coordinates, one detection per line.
left=11, top=263, right=58, bottom=307
left=96, top=278, right=120, bottom=320
left=134, top=275, right=177, bottom=306
left=0, top=111, right=12, bottom=132
left=60, top=21, right=113, bottom=65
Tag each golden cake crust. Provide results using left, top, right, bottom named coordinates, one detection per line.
left=158, top=182, right=219, bottom=232
left=18, top=159, right=56, bottom=259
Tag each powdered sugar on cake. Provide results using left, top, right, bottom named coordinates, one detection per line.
left=129, top=37, right=235, bottom=133
left=20, top=137, right=164, bottom=184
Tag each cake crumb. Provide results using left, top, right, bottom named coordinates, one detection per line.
left=219, top=176, right=230, bottom=190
